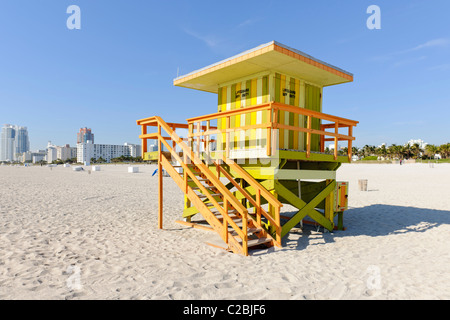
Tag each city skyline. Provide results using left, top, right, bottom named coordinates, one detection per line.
left=1, top=1, right=449, bottom=150
left=0, top=124, right=30, bottom=161
left=8, top=121, right=443, bottom=155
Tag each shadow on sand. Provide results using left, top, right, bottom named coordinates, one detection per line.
left=279, top=204, right=450, bottom=252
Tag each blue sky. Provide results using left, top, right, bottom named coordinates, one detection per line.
left=0, top=0, right=449, bottom=150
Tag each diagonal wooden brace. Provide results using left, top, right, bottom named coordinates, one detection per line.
left=275, top=180, right=336, bottom=237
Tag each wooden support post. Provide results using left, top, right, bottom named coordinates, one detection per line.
left=223, top=198, right=228, bottom=244
left=242, top=212, right=248, bottom=256
left=141, top=125, right=147, bottom=156
left=184, top=166, right=188, bottom=194
left=158, top=125, right=163, bottom=229
left=206, top=120, right=210, bottom=161
left=319, top=124, right=325, bottom=152
left=196, top=121, right=201, bottom=159
left=266, top=109, right=272, bottom=156
left=256, top=188, right=261, bottom=225
left=215, top=161, right=220, bottom=180
left=337, top=212, right=344, bottom=231
left=240, top=179, right=247, bottom=208
left=184, top=195, right=191, bottom=222
left=348, top=126, right=353, bottom=162
left=273, top=108, right=278, bottom=155
left=324, top=179, right=334, bottom=222
left=334, top=122, right=339, bottom=160
left=306, top=116, right=311, bottom=158
left=267, top=190, right=278, bottom=235
left=171, top=124, right=176, bottom=152
left=188, top=123, right=193, bottom=152
left=225, top=116, right=230, bottom=159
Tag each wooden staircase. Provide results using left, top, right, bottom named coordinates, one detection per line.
left=137, top=116, right=282, bottom=256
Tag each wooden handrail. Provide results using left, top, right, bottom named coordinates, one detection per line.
left=186, top=101, right=358, bottom=127
left=185, top=101, right=358, bottom=160
left=186, top=102, right=273, bottom=123
left=140, top=116, right=250, bottom=255
left=216, top=163, right=282, bottom=246
left=271, top=102, right=359, bottom=127
left=155, top=117, right=247, bottom=214
left=222, top=157, right=282, bottom=208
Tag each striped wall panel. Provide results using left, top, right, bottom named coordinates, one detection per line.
left=217, top=73, right=322, bottom=153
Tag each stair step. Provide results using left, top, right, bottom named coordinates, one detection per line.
left=206, top=201, right=224, bottom=207
left=172, top=165, right=195, bottom=169
left=246, top=237, right=273, bottom=248
left=188, top=178, right=210, bottom=182
left=215, top=214, right=241, bottom=221
left=192, top=185, right=217, bottom=190
left=230, top=227, right=262, bottom=236
left=198, top=193, right=221, bottom=198
left=194, top=216, right=240, bottom=225
left=206, top=204, right=237, bottom=213
left=210, top=208, right=238, bottom=215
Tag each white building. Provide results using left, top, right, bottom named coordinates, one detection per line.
left=45, top=142, right=77, bottom=163
left=56, top=144, right=77, bottom=161
left=77, top=141, right=141, bottom=164
left=22, top=150, right=46, bottom=163
left=33, top=154, right=46, bottom=164
left=406, top=139, right=428, bottom=149
left=1, top=124, right=30, bottom=161
left=46, top=141, right=58, bottom=164
left=14, top=126, right=30, bottom=158
left=1, top=125, right=15, bottom=161
left=124, top=143, right=141, bottom=158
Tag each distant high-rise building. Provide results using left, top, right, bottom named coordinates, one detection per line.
left=14, top=126, right=30, bottom=156
left=46, top=141, right=57, bottom=164
left=77, top=127, right=94, bottom=144
left=1, top=124, right=15, bottom=161
left=0, top=124, right=29, bottom=162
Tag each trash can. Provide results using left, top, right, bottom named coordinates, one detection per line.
left=358, top=179, right=368, bottom=191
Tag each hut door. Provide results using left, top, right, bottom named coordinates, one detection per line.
left=304, top=84, right=321, bottom=151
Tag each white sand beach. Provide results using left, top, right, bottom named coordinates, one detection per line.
left=1, top=163, right=450, bottom=300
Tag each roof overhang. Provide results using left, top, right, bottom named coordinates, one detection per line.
left=173, top=41, right=353, bottom=93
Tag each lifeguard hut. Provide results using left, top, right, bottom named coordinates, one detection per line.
left=137, top=41, right=358, bottom=255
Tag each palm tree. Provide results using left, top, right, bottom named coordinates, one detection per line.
left=375, top=144, right=387, bottom=159
left=425, top=144, right=438, bottom=159
left=362, top=145, right=376, bottom=158
left=403, top=143, right=413, bottom=159
left=387, top=144, right=400, bottom=160
left=439, top=143, right=449, bottom=159
left=387, top=144, right=394, bottom=160
left=411, top=143, right=422, bottom=159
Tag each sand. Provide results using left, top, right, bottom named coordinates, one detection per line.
left=0, top=162, right=449, bottom=300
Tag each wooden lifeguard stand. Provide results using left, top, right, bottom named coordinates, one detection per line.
left=137, top=41, right=358, bottom=255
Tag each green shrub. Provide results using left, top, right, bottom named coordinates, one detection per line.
left=362, top=156, right=378, bottom=161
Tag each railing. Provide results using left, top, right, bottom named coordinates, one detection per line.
left=215, top=155, right=283, bottom=246
left=186, top=101, right=358, bottom=161
left=137, top=116, right=251, bottom=255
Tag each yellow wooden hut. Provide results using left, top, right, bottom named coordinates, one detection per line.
left=137, top=41, right=358, bottom=255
